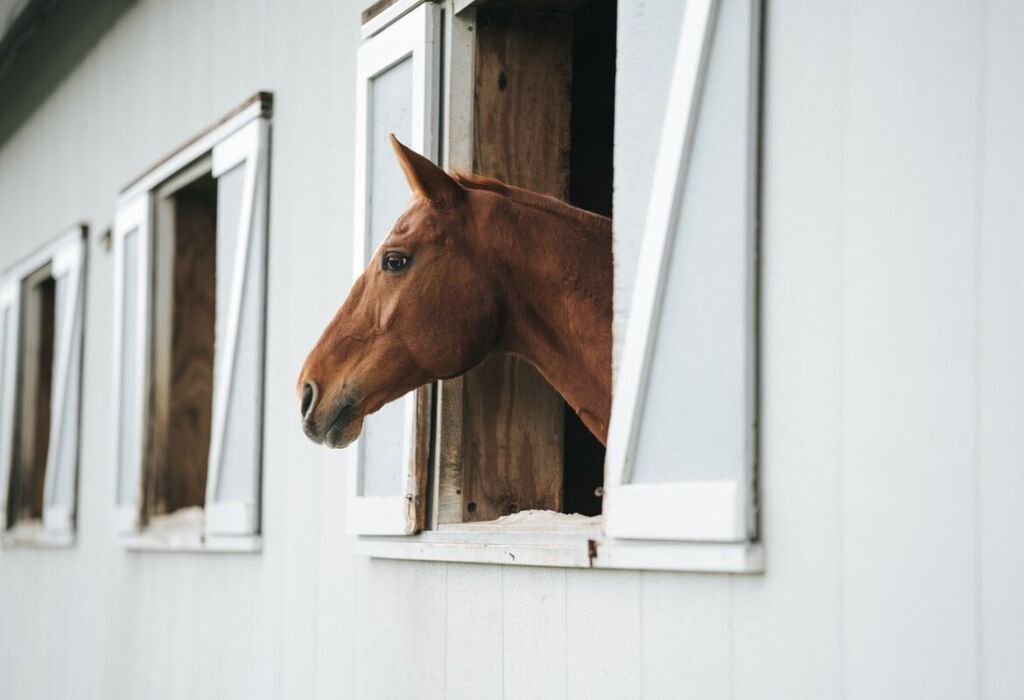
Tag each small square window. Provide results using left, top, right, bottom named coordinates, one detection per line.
left=349, top=0, right=763, bottom=572
left=0, top=227, right=87, bottom=547
left=111, top=94, right=272, bottom=551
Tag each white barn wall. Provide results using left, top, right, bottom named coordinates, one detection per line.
left=979, top=3, right=1024, bottom=698
left=0, top=0, right=358, bottom=697
left=841, top=2, right=981, bottom=696
left=731, top=0, right=847, bottom=692
left=0, top=0, right=1022, bottom=698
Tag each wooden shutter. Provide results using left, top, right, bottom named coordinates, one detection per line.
left=604, top=0, right=761, bottom=542
left=348, top=1, right=440, bottom=535
left=41, top=228, right=87, bottom=535
left=0, top=278, right=18, bottom=530
left=204, top=117, right=270, bottom=537
left=112, top=194, right=153, bottom=533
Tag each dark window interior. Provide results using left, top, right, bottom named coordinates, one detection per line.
left=569, top=0, right=617, bottom=218
left=6, top=265, right=56, bottom=526
left=147, top=172, right=217, bottom=519
left=564, top=0, right=616, bottom=516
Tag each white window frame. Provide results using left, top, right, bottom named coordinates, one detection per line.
left=205, top=118, right=270, bottom=538
left=111, top=193, right=150, bottom=536
left=111, top=93, right=272, bottom=553
left=354, top=0, right=763, bottom=572
left=348, top=1, right=441, bottom=536
left=361, top=0, right=426, bottom=39
left=0, top=226, right=87, bottom=548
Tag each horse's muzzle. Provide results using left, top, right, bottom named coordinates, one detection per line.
left=302, top=398, right=361, bottom=449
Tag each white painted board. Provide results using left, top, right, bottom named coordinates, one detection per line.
left=206, top=117, right=271, bottom=537
left=604, top=0, right=760, bottom=543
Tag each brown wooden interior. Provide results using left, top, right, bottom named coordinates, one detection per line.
left=438, top=0, right=614, bottom=524
left=7, top=265, right=55, bottom=525
left=148, top=173, right=217, bottom=518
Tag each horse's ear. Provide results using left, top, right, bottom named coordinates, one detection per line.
left=389, top=134, right=463, bottom=205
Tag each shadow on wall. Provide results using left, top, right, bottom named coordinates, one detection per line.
left=0, top=0, right=137, bottom=149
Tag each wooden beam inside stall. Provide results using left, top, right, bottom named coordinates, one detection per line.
left=441, top=6, right=573, bottom=523
left=149, top=176, right=216, bottom=517
left=11, top=265, right=55, bottom=523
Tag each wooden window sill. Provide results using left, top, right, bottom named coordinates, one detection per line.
left=356, top=524, right=763, bottom=573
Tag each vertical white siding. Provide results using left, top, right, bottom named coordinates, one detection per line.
left=732, top=0, right=848, bottom=694
left=565, top=570, right=641, bottom=699
left=842, top=2, right=981, bottom=696
left=642, top=574, right=732, bottom=698
left=978, top=2, right=1024, bottom=698
left=445, top=564, right=503, bottom=700
left=501, top=568, right=567, bottom=697
left=0, top=0, right=1022, bottom=698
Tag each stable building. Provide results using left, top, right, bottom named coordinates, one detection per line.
left=0, top=0, right=1021, bottom=698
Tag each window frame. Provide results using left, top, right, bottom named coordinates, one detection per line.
left=352, top=0, right=764, bottom=572
left=0, top=225, right=87, bottom=548
left=110, top=92, right=272, bottom=553
left=347, top=1, right=440, bottom=536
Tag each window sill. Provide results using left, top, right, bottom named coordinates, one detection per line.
left=2, top=521, right=75, bottom=548
left=118, top=508, right=261, bottom=553
left=355, top=529, right=763, bottom=573
left=120, top=532, right=262, bottom=554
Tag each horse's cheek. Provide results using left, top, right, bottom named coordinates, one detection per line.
left=376, top=291, right=402, bottom=330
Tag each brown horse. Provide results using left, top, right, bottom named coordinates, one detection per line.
left=297, top=136, right=612, bottom=449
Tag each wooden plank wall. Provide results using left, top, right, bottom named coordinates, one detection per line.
left=439, top=5, right=573, bottom=523
left=0, top=1, right=1020, bottom=699
left=166, top=180, right=216, bottom=513
left=11, top=266, right=55, bottom=522
left=149, top=178, right=217, bottom=516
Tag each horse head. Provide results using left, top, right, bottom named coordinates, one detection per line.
left=297, top=136, right=500, bottom=448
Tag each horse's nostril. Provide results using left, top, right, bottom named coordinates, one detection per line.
left=301, top=381, right=319, bottom=420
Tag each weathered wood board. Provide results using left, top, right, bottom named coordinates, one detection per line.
left=438, top=5, right=573, bottom=523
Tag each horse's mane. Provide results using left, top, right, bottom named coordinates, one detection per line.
left=452, top=172, right=611, bottom=229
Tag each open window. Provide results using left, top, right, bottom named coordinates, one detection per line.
left=0, top=227, right=86, bottom=547
left=352, top=0, right=762, bottom=572
left=111, top=93, right=271, bottom=551
left=351, top=0, right=614, bottom=538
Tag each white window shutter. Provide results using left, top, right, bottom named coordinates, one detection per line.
left=604, top=0, right=761, bottom=542
left=40, top=227, right=87, bottom=536
left=348, top=2, right=440, bottom=535
left=0, top=279, right=19, bottom=530
left=111, top=194, right=153, bottom=533
left=204, top=117, right=270, bottom=537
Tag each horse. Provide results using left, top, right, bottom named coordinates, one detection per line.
left=297, top=135, right=612, bottom=450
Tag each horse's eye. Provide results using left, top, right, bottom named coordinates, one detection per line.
left=382, top=252, right=410, bottom=273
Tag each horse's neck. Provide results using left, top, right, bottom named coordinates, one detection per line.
left=473, top=191, right=613, bottom=442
